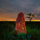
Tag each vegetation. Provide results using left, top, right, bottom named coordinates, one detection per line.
left=0, top=21, right=40, bottom=40
left=27, top=13, right=35, bottom=22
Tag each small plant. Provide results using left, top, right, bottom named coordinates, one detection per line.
left=27, top=13, right=35, bottom=22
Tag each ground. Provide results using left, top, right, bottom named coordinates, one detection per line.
left=0, top=21, right=40, bottom=40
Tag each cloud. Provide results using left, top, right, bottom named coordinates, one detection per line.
left=0, top=9, right=18, bottom=21
left=0, top=0, right=40, bottom=21
left=0, top=17, right=16, bottom=21
left=35, top=6, right=40, bottom=13
left=0, top=0, right=40, bottom=13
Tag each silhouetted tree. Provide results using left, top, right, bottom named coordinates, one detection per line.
left=27, top=13, right=35, bottom=22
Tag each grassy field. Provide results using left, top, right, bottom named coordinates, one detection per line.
left=0, top=21, right=40, bottom=40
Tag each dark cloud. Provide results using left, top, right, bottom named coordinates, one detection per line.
left=0, top=0, right=40, bottom=20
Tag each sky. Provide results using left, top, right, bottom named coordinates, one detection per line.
left=0, top=0, right=40, bottom=21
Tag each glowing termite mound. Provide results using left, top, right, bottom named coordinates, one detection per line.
left=15, top=12, right=27, bottom=34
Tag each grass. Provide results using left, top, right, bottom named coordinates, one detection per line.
left=0, top=21, right=40, bottom=40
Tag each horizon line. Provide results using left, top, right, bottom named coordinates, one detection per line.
left=0, top=20, right=40, bottom=21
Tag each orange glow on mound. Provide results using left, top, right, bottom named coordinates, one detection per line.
left=15, top=12, right=27, bottom=34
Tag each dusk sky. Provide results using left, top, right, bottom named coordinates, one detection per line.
left=0, top=0, right=40, bottom=21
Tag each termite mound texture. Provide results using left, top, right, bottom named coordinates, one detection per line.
left=15, top=12, right=27, bottom=34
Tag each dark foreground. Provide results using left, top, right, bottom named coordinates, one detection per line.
left=0, top=21, right=40, bottom=40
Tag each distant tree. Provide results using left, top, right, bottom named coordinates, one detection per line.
left=27, top=13, right=35, bottom=22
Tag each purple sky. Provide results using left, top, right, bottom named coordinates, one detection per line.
left=0, top=0, right=40, bottom=21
